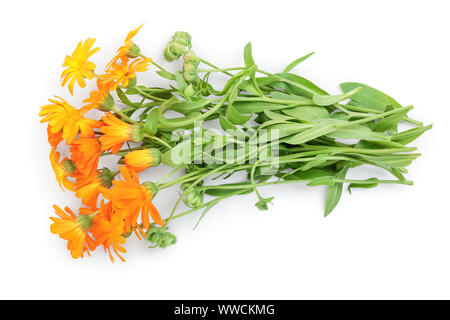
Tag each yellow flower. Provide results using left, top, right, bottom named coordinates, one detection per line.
left=50, top=205, right=96, bottom=259
left=100, top=57, right=152, bottom=90
left=106, top=24, right=144, bottom=70
left=49, top=149, right=76, bottom=191
left=40, top=96, right=102, bottom=144
left=61, top=38, right=100, bottom=95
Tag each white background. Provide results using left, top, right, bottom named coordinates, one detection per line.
left=1, top=0, right=449, bottom=299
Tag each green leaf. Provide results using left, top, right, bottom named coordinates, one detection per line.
left=193, top=199, right=220, bottom=230
left=307, top=176, right=335, bottom=186
left=266, top=123, right=313, bottom=139
left=282, top=106, right=329, bottom=122
left=143, top=109, right=159, bottom=136
left=255, top=196, right=274, bottom=211
left=226, top=103, right=252, bottom=125
left=324, top=163, right=350, bottom=216
left=284, top=119, right=338, bottom=145
left=277, top=73, right=328, bottom=98
left=205, top=185, right=253, bottom=197
left=170, top=99, right=210, bottom=115
left=347, top=178, right=379, bottom=194
left=282, top=167, right=336, bottom=181
left=392, top=124, right=432, bottom=145
left=313, top=87, right=361, bottom=106
left=283, top=52, right=315, bottom=73
left=374, top=107, right=410, bottom=132
left=156, top=70, right=176, bottom=80
left=116, top=87, right=137, bottom=107
left=233, top=100, right=309, bottom=114
left=219, top=116, right=247, bottom=140
left=175, top=71, right=188, bottom=92
left=340, top=82, right=402, bottom=112
left=263, top=110, right=295, bottom=121
left=243, top=42, right=256, bottom=71
left=270, top=91, right=314, bottom=104
left=326, top=124, right=391, bottom=142
left=302, top=154, right=329, bottom=171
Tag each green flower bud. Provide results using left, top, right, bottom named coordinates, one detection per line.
left=100, top=93, right=115, bottom=112
left=163, top=31, right=192, bottom=62
left=183, top=50, right=200, bottom=83
left=184, top=83, right=195, bottom=97
left=181, top=183, right=204, bottom=208
left=145, top=226, right=177, bottom=248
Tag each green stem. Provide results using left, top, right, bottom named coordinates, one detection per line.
left=112, top=106, right=139, bottom=125
left=199, top=58, right=234, bottom=76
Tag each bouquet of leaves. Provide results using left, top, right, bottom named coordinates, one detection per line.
left=40, top=25, right=430, bottom=262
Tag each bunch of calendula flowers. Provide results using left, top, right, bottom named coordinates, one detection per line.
left=40, top=25, right=430, bottom=262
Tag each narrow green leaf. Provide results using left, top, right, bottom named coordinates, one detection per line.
left=347, top=178, right=379, bottom=194
left=170, top=99, right=210, bottom=115
left=302, top=154, right=329, bottom=171
left=282, top=106, right=329, bottom=122
left=226, top=103, right=252, bottom=125
left=156, top=70, right=176, bottom=80
left=374, top=107, right=410, bottom=132
left=143, top=109, right=159, bottom=136
left=276, top=73, right=328, bottom=98
left=284, top=119, right=337, bottom=145
left=313, top=87, right=361, bottom=106
left=324, top=163, right=350, bottom=216
left=392, top=124, right=433, bottom=145
left=340, top=82, right=402, bottom=112
left=116, top=87, right=137, bottom=107
left=243, top=42, right=256, bottom=70
left=283, top=51, right=315, bottom=73
left=175, top=71, right=188, bottom=92
left=263, top=110, right=295, bottom=121
left=327, top=124, right=391, bottom=142
left=193, top=199, right=220, bottom=230
left=307, top=176, right=335, bottom=186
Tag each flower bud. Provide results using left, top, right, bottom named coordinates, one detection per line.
left=125, top=148, right=162, bottom=173
left=145, top=226, right=177, bottom=248
left=181, top=183, right=204, bottom=208
left=163, top=31, right=192, bottom=62
left=183, top=50, right=200, bottom=83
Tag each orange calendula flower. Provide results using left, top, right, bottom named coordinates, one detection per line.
left=102, top=166, right=163, bottom=235
left=99, top=113, right=143, bottom=153
left=50, top=205, right=96, bottom=259
left=125, top=148, right=161, bottom=173
left=70, top=137, right=102, bottom=176
left=106, top=24, right=144, bottom=70
left=49, top=149, right=76, bottom=191
left=61, top=38, right=100, bottom=95
left=91, top=201, right=127, bottom=262
left=101, top=57, right=152, bottom=90
left=47, top=125, right=63, bottom=149
left=40, top=97, right=102, bottom=144
left=74, top=168, right=116, bottom=208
